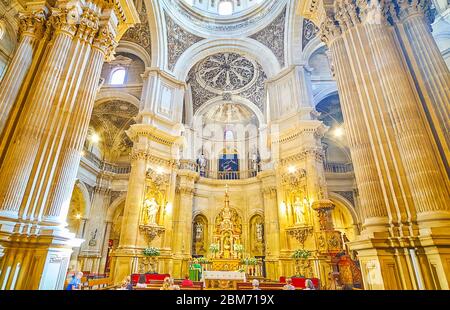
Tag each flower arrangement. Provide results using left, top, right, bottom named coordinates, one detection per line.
left=233, top=244, right=244, bottom=253
left=143, top=247, right=161, bottom=257
left=241, top=257, right=258, bottom=266
left=197, top=257, right=212, bottom=264
left=292, top=249, right=311, bottom=260
left=209, top=243, right=219, bottom=253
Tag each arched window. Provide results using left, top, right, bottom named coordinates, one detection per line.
left=110, top=67, right=126, bottom=85
left=225, top=130, right=234, bottom=141
left=218, top=1, right=233, bottom=15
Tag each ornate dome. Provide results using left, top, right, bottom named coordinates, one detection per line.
left=183, top=0, right=266, bottom=16
left=201, top=103, right=257, bottom=125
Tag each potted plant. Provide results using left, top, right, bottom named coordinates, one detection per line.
left=209, top=243, right=219, bottom=258
left=233, top=244, right=244, bottom=258
left=292, top=249, right=312, bottom=278
left=142, top=247, right=160, bottom=274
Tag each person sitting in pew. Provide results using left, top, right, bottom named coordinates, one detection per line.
left=181, top=275, right=194, bottom=288
left=136, top=274, right=147, bottom=288
left=252, top=279, right=261, bottom=290
left=282, top=278, right=296, bottom=290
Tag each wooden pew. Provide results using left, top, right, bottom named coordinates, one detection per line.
left=237, top=282, right=288, bottom=290
left=87, top=277, right=116, bottom=290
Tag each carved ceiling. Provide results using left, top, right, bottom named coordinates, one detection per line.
left=90, top=100, right=139, bottom=162
left=121, top=0, right=152, bottom=58
left=188, top=52, right=267, bottom=114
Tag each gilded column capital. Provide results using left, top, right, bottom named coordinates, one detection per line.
left=18, top=10, right=48, bottom=39
left=92, top=25, right=118, bottom=60
left=75, top=8, right=100, bottom=43
left=130, top=149, right=148, bottom=162
left=48, top=7, right=79, bottom=37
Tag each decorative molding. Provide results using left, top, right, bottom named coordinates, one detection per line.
left=302, top=18, right=319, bottom=50
left=250, top=7, right=286, bottom=67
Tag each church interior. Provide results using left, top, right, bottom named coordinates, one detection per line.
left=0, top=0, right=449, bottom=291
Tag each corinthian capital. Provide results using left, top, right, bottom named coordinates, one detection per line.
left=392, top=0, right=433, bottom=24
left=49, top=7, right=79, bottom=36
left=18, top=10, right=47, bottom=39
left=320, top=16, right=342, bottom=45
left=93, top=25, right=118, bottom=60
left=75, top=8, right=100, bottom=43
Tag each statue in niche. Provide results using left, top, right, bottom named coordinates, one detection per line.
left=250, top=149, right=260, bottom=172
left=89, top=229, right=98, bottom=247
left=144, top=197, right=160, bottom=225
left=223, top=235, right=232, bottom=259
left=294, top=197, right=306, bottom=225
left=195, top=222, right=203, bottom=241
left=197, top=153, right=208, bottom=177
left=256, top=223, right=264, bottom=242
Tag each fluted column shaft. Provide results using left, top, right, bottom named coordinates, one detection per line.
left=322, top=0, right=449, bottom=232
left=394, top=0, right=450, bottom=177
left=0, top=10, right=77, bottom=216
left=0, top=11, right=46, bottom=134
left=42, top=38, right=111, bottom=223
left=328, top=26, right=394, bottom=232
left=119, top=151, right=148, bottom=249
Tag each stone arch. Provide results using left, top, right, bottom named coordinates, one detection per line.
left=106, top=194, right=128, bottom=222
left=117, top=41, right=151, bottom=68
left=329, top=192, right=360, bottom=241
left=173, top=38, right=281, bottom=81
left=193, top=213, right=209, bottom=256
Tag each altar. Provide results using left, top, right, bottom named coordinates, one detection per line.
left=202, top=271, right=246, bottom=290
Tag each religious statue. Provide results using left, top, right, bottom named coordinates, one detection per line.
left=250, top=149, right=260, bottom=172
left=223, top=236, right=232, bottom=259
left=256, top=223, right=263, bottom=242
left=89, top=229, right=98, bottom=247
left=144, top=197, right=159, bottom=225
left=195, top=222, right=203, bottom=241
left=197, top=153, right=208, bottom=177
left=294, top=197, right=306, bottom=225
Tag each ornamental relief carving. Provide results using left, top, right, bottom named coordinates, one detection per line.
left=166, top=13, right=204, bottom=71
left=196, top=53, right=256, bottom=93
left=121, top=1, right=152, bottom=58
left=250, top=7, right=286, bottom=67
left=188, top=54, right=267, bottom=113
left=302, top=18, right=319, bottom=50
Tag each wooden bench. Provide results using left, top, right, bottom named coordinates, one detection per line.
left=237, top=282, right=288, bottom=290
left=87, top=277, right=114, bottom=290
left=134, top=283, right=203, bottom=291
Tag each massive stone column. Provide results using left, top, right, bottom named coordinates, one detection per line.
left=111, top=139, right=148, bottom=283
left=303, top=0, right=450, bottom=289
left=0, top=9, right=46, bottom=135
left=0, top=0, right=136, bottom=290
left=258, top=171, right=280, bottom=281
left=392, top=0, right=450, bottom=177
left=172, top=170, right=198, bottom=278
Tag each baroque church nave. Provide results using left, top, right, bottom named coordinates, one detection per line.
left=0, top=0, right=449, bottom=291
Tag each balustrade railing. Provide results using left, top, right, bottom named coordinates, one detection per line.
left=82, top=149, right=131, bottom=175
left=324, top=162, right=353, bottom=173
